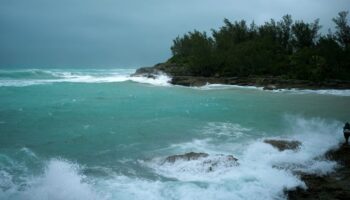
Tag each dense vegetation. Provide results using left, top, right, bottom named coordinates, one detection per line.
left=169, top=12, right=350, bottom=81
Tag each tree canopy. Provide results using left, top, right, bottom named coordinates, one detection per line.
left=169, top=12, right=350, bottom=81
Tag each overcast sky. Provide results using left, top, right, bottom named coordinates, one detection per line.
left=0, top=0, right=349, bottom=68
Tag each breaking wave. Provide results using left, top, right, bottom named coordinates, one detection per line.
left=1, top=69, right=349, bottom=96
left=0, top=117, right=344, bottom=199
left=0, top=69, right=171, bottom=87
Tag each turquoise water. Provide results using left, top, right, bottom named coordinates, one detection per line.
left=0, top=69, right=349, bottom=200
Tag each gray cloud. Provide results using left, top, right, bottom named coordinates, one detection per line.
left=0, top=0, right=349, bottom=68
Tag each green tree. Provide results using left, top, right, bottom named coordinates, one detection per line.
left=168, top=12, right=349, bottom=80
left=291, top=19, right=321, bottom=50
left=333, top=11, right=350, bottom=49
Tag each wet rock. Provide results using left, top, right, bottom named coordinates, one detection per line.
left=132, top=67, right=161, bottom=78
left=163, top=152, right=239, bottom=172
left=264, top=139, right=301, bottom=151
left=203, top=154, right=239, bottom=172
left=263, top=84, right=277, bottom=90
left=326, top=144, right=350, bottom=167
left=134, top=64, right=350, bottom=89
left=164, top=152, right=209, bottom=163
left=287, top=144, right=350, bottom=200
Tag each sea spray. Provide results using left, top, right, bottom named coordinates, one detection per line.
left=0, top=159, right=102, bottom=200
left=0, top=69, right=171, bottom=87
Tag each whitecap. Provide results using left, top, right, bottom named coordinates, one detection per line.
left=0, top=69, right=172, bottom=87
left=201, top=122, right=252, bottom=138
left=141, top=116, right=342, bottom=200
left=0, top=159, right=103, bottom=200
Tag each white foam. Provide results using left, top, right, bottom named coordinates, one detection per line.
left=202, top=122, right=252, bottom=138
left=0, top=170, right=15, bottom=194
left=0, top=159, right=103, bottom=200
left=0, top=69, right=171, bottom=87
left=196, top=83, right=263, bottom=90
left=97, top=172, right=300, bottom=200
left=141, top=116, right=342, bottom=200
left=20, top=147, right=38, bottom=159
left=0, top=117, right=344, bottom=200
left=144, top=154, right=239, bottom=181
left=194, top=83, right=350, bottom=96
left=271, top=88, right=350, bottom=96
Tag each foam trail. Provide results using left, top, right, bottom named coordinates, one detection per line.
left=196, top=84, right=263, bottom=90
left=195, top=83, right=350, bottom=96
left=272, top=88, right=350, bottom=96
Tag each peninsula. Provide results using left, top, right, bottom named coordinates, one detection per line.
left=134, top=12, right=350, bottom=90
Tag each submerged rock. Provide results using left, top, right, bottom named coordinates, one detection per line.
left=264, top=139, right=301, bottom=151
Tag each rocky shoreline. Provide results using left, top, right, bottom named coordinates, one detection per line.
left=157, top=140, right=350, bottom=199
left=287, top=143, right=350, bottom=200
left=133, top=64, right=350, bottom=90
left=134, top=64, right=350, bottom=199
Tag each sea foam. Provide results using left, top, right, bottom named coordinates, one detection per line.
left=1, top=69, right=349, bottom=96
left=0, top=159, right=102, bottom=200
left=196, top=83, right=350, bottom=96
left=140, top=116, right=342, bottom=199
left=0, top=69, right=171, bottom=87
left=0, top=117, right=344, bottom=200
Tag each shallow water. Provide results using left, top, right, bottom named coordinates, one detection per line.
left=0, top=68, right=349, bottom=200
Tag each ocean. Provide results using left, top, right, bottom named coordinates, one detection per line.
left=0, top=68, right=349, bottom=200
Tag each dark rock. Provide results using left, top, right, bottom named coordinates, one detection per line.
left=287, top=144, right=350, bottom=200
left=132, top=66, right=161, bottom=78
left=264, top=139, right=302, bottom=151
left=133, top=62, right=350, bottom=89
left=326, top=144, right=350, bottom=168
left=202, top=154, right=239, bottom=171
left=163, top=152, right=239, bottom=171
left=164, top=152, right=209, bottom=163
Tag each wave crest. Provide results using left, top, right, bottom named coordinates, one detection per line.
left=0, top=69, right=171, bottom=87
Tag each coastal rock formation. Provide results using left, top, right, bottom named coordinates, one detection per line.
left=164, top=152, right=209, bottom=163
left=264, top=139, right=302, bottom=151
left=163, top=152, right=239, bottom=172
left=287, top=144, right=350, bottom=200
left=132, top=64, right=350, bottom=89
left=132, top=66, right=161, bottom=78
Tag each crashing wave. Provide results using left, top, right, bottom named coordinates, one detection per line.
left=0, top=69, right=171, bottom=87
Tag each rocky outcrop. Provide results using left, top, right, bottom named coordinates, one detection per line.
left=132, top=63, right=190, bottom=78
left=132, top=63, right=350, bottom=89
left=287, top=144, right=350, bottom=200
left=164, top=152, right=209, bottom=163
left=264, top=139, right=302, bottom=151
left=163, top=152, right=239, bottom=172
left=132, top=66, right=162, bottom=79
